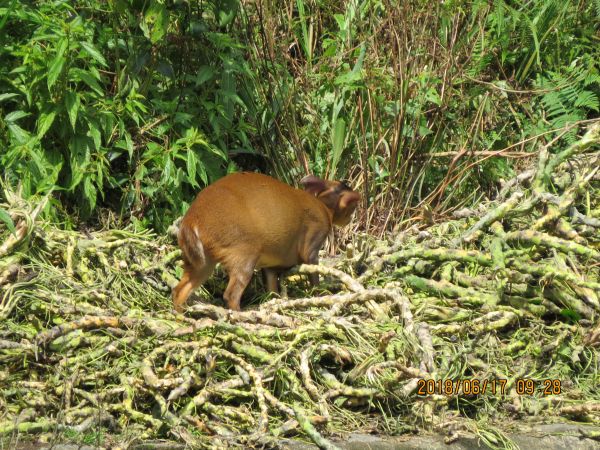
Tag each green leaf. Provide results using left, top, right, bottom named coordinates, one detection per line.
left=48, top=38, right=68, bottom=89
left=352, top=43, right=366, bottom=74
left=0, top=93, right=19, bottom=103
left=70, top=68, right=103, bottom=95
left=186, top=150, right=198, bottom=187
left=334, top=14, right=346, bottom=30
left=98, top=111, right=115, bottom=140
left=143, top=2, right=169, bottom=44
left=69, top=135, right=91, bottom=189
left=161, top=157, right=173, bottom=183
left=88, top=119, right=102, bottom=150
left=83, top=177, right=97, bottom=210
left=208, top=144, right=228, bottom=161
left=65, top=92, right=80, bottom=130
left=5, top=111, right=29, bottom=122
left=331, top=117, right=346, bottom=172
left=37, top=109, right=57, bottom=139
left=0, top=208, right=16, bottom=235
left=0, top=0, right=18, bottom=32
left=7, top=123, right=30, bottom=144
left=296, top=0, right=311, bottom=63
left=195, top=66, right=215, bottom=85
left=335, top=44, right=366, bottom=86
left=419, top=125, right=433, bottom=136
left=197, top=160, right=208, bottom=185
left=79, top=41, right=107, bottom=66
left=215, top=0, right=238, bottom=26
left=425, top=87, right=442, bottom=106
left=334, top=70, right=362, bottom=86
left=125, top=132, right=134, bottom=160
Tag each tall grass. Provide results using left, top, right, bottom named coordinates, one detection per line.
left=242, top=0, right=600, bottom=235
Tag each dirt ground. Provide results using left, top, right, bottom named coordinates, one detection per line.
left=5, top=423, right=600, bottom=450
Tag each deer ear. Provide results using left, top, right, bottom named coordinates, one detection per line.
left=300, top=175, right=328, bottom=196
left=339, top=191, right=360, bottom=210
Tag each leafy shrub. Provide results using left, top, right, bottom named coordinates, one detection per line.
left=0, top=0, right=260, bottom=229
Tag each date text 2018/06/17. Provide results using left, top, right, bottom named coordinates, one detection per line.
left=416, top=378, right=562, bottom=396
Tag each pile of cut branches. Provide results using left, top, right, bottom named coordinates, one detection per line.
left=1, top=123, right=599, bottom=449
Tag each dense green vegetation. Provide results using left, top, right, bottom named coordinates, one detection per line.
left=1, top=0, right=599, bottom=231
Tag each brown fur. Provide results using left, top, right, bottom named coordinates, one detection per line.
left=172, top=172, right=360, bottom=312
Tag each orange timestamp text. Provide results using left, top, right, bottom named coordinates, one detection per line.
left=416, top=378, right=562, bottom=396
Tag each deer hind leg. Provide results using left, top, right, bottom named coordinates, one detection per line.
left=222, top=255, right=258, bottom=311
left=172, top=258, right=215, bottom=312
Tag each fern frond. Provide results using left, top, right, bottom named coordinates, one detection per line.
left=542, top=92, right=566, bottom=119
left=490, top=0, right=510, bottom=37
left=538, top=60, right=599, bottom=128
left=562, top=85, right=579, bottom=104
left=466, top=31, right=493, bottom=77
left=574, top=90, right=599, bottom=112
left=584, top=72, right=600, bottom=87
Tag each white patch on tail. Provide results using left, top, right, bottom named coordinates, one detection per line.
left=179, top=224, right=206, bottom=265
